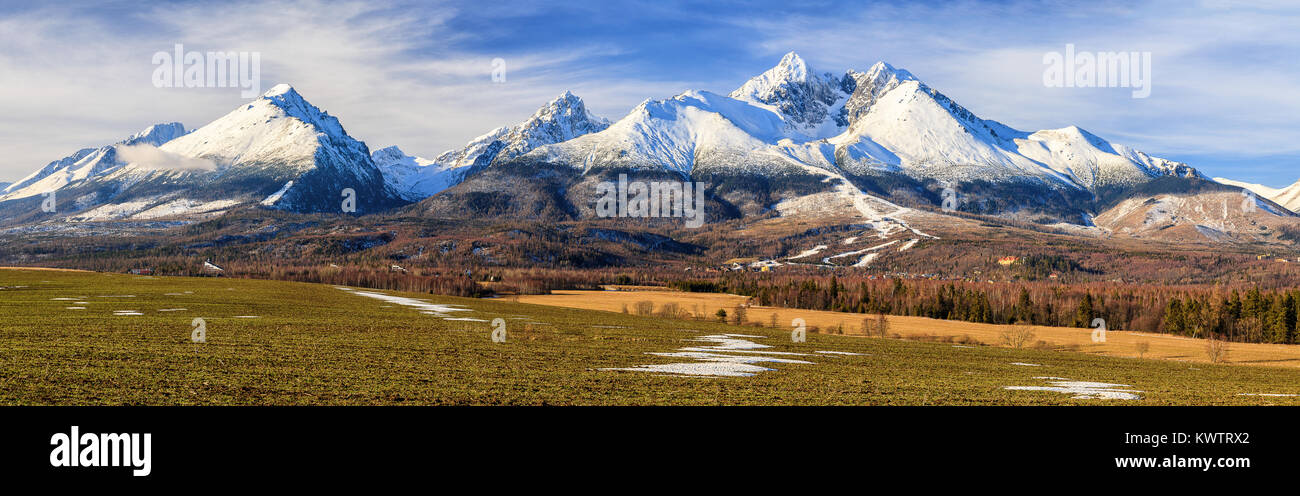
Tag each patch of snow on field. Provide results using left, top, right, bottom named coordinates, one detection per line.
left=342, top=287, right=474, bottom=319
left=1010, top=362, right=1041, bottom=366
left=602, top=333, right=862, bottom=378
left=1237, top=393, right=1300, bottom=397
left=898, top=238, right=919, bottom=251
left=113, top=310, right=143, bottom=316
left=814, top=350, right=865, bottom=355
left=604, top=351, right=814, bottom=377
left=1005, top=377, right=1143, bottom=400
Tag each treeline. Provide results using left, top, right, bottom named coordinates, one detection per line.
left=1164, top=288, right=1300, bottom=343
left=670, top=273, right=1300, bottom=345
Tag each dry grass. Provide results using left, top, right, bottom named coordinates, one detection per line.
left=518, top=289, right=1300, bottom=369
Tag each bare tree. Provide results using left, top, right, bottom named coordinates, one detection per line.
left=633, top=300, right=654, bottom=316
left=1000, top=324, right=1036, bottom=349
left=874, top=312, right=890, bottom=338
left=1206, top=333, right=1231, bottom=363
left=1135, top=341, right=1150, bottom=359
left=731, top=305, right=747, bottom=325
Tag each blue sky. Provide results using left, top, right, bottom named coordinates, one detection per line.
left=1, top=0, right=1297, bottom=186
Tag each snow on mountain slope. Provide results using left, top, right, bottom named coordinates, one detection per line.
left=1215, top=177, right=1300, bottom=213
left=728, top=51, right=851, bottom=138
left=1095, top=188, right=1295, bottom=243
left=122, top=122, right=187, bottom=147
left=518, top=52, right=1200, bottom=208
left=433, top=91, right=609, bottom=170
left=158, top=84, right=344, bottom=172
left=1018, top=126, right=1202, bottom=191
left=91, top=83, right=404, bottom=213
left=1270, top=182, right=1300, bottom=213
left=0, top=122, right=187, bottom=201
left=371, top=146, right=469, bottom=201
left=0, top=84, right=403, bottom=222
left=382, top=92, right=610, bottom=200
left=834, top=79, right=1076, bottom=187
left=529, top=89, right=836, bottom=176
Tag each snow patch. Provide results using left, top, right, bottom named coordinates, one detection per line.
left=1005, top=377, right=1143, bottom=400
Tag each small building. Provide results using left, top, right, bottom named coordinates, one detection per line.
left=203, top=260, right=224, bottom=272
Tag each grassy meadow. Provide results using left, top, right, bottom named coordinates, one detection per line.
left=3, top=268, right=1300, bottom=405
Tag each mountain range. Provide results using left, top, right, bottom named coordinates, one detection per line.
left=1, top=52, right=1295, bottom=249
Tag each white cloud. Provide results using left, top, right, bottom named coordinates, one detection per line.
left=115, top=144, right=217, bottom=171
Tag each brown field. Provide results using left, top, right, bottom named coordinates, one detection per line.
left=0, top=266, right=90, bottom=272
left=518, top=289, right=1300, bottom=369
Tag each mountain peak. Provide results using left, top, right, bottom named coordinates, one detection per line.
left=735, top=52, right=814, bottom=97
left=121, top=122, right=187, bottom=147
left=729, top=51, right=847, bottom=137
left=772, top=51, right=810, bottom=82
left=263, top=83, right=297, bottom=98
left=864, top=61, right=917, bottom=82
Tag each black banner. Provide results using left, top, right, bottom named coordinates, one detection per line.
left=0, top=407, right=1291, bottom=484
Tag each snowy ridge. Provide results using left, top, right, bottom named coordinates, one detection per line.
left=158, top=84, right=347, bottom=172
left=516, top=51, right=1206, bottom=210
left=1215, top=177, right=1300, bottom=213
left=381, top=92, right=610, bottom=199
left=1, top=122, right=187, bottom=201
left=1, top=83, right=403, bottom=221
left=371, top=146, right=468, bottom=201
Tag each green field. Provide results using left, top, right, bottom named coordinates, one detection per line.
left=3, top=268, right=1300, bottom=405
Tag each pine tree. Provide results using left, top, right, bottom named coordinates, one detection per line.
left=1073, top=293, right=1094, bottom=328
left=1164, top=298, right=1185, bottom=335
left=1015, top=287, right=1034, bottom=324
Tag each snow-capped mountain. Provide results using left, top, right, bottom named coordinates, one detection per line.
left=474, top=51, right=1201, bottom=223
left=371, top=146, right=467, bottom=202
left=1215, top=177, right=1300, bottom=213
left=0, top=122, right=186, bottom=202
left=0, top=84, right=403, bottom=224
left=376, top=91, right=609, bottom=201
left=146, top=83, right=402, bottom=213
left=728, top=51, right=853, bottom=138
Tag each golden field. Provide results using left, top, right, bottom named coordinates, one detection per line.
left=517, top=289, right=1300, bottom=368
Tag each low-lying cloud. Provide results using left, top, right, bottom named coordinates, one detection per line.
left=115, top=144, right=217, bottom=172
